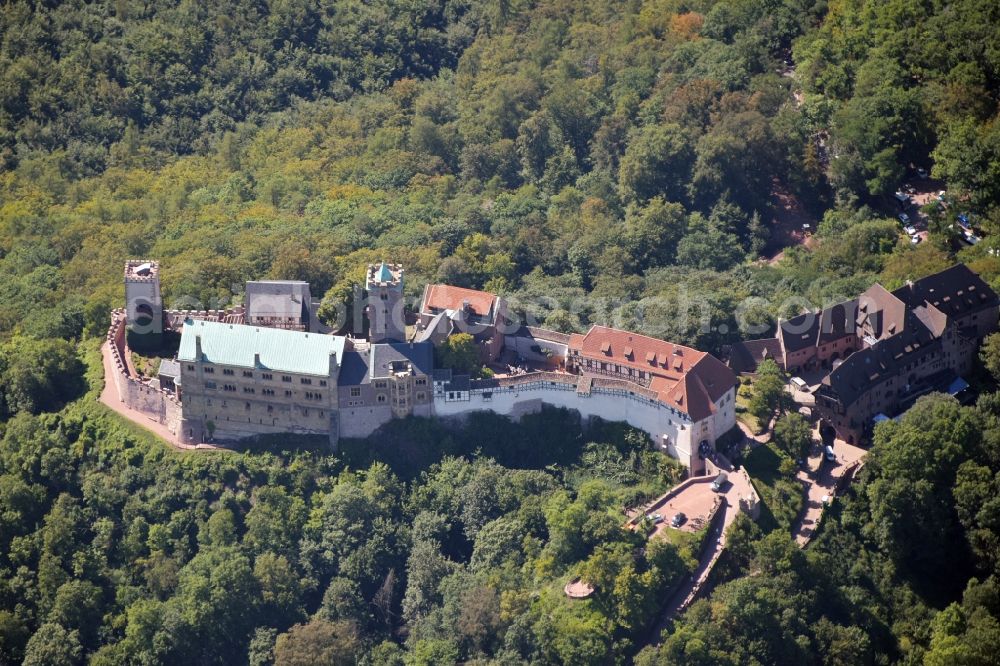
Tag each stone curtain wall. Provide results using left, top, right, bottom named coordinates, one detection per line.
left=106, top=310, right=187, bottom=441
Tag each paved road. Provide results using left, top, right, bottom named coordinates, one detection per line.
left=792, top=438, right=866, bottom=545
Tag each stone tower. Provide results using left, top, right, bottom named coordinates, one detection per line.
left=124, top=260, right=163, bottom=341
left=365, top=262, right=405, bottom=343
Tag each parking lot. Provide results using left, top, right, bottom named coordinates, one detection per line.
left=892, top=172, right=984, bottom=247
left=636, top=468, right=757, bottom=538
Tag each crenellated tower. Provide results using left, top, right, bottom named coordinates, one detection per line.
left=124, top=260, right=163, bottom=346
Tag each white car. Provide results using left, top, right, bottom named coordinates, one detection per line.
left=894, top=191, right=909, bottom=203
left=898, top=213, right=910, bottom=224
left=904, top=225, right=917, bottom=235
left=910, top=235, right=921, bottom=244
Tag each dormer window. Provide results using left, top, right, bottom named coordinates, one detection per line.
left=600, top=341, right=611, bottom=354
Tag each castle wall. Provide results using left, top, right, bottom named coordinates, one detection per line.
left=432, top=377, right=735, bottom=469
left=106, top=310, right=187, bottom=441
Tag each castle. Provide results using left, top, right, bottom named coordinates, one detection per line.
left=110, top=261, right=739, bottom=473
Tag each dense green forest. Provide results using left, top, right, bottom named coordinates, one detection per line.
left=3, top=0, right=1000, bottom=663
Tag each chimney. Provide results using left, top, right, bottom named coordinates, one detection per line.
left=254, top=352, right=261, bottom=368
left=329, top=350, right=338, bottom=376
left=195, top=334, right=203, bottom=362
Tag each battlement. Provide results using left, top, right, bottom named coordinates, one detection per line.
left=366, top=261, right=404, bottom=289
left=125, top=259, right=160, bottom=282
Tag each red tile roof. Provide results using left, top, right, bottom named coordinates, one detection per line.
left=569, top=325, right=736, bottom=421
left=421, top=284, right=498, bottom=319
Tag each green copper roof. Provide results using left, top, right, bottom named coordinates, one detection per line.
left=375, top=261, right=394, bottom=283
left=178, top=319, right=346, bottom=376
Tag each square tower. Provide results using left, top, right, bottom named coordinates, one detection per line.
left=365, top=262, right=405, bottom=343
left=124, top=260, right=163, bottom=339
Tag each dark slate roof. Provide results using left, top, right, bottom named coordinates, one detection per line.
left=818, top=299, right=858, bottom=344
left=432, top=368, right=453, bottom=382
left=245, top=281, right=311, bottom=320
left=444, top=375, right=472, bottom=392
left=893, top=263, right=999, bottom=320
left=778, top=313, right=819, bottom=353
left=821, top=309, right=940, bottom=408
left=370, top=342, right=434, bottom=379
left=158, top=358, right=180, bottom=380
left=728, top=338, right=782, bottom=374
left=469, top=377, right=498, bottom=390
left=858, top=284, right=907, bottom=341
left=338, top=350, right=371, bottom=386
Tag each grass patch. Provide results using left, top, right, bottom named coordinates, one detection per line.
left=735, top=382, right=763, bottom=434
left=743, top=443, right=805, bottom=533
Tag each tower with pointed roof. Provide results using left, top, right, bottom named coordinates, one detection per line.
left=365, top=262, right=406, bottom=343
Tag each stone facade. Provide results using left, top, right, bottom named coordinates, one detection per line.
left=124, top=260, right=163, bottom=337
left=366, top=262, right=406, bottom=343
left=178, top=356, right=339, bottom=444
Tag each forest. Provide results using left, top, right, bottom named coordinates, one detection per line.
left=2, top=0, right=1000, bottom=663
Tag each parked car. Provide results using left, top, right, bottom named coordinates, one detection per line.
left=894, top=191, right=910, bottom=204
left=917, top=167, right=928, bottom=179
left=650, top=513, right=664, bottom=525
left=711, top=472, right=729, bottom=493
left=824, top=445, right=837, bottom=462
left=957, top=213, right=970, bottom=228
left=910, top=235, right=921, bottom=244
left=898, top=212, right=910, bottom=224
left=671, top=513, right=687, bottom=528
left=904, top=225, right=917, bottom=236
left=962, top=231, right=981, bottom=245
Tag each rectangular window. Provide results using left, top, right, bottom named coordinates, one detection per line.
left=223, top=368, right=234, bottom=376
left=187, top=364, right=195, bottom=371
left=282, top=376, right=292, bottom=383
left=204, top=366, right=214, bottom=374
left=350, top=387, right=361, bottom=397
left=301, top=378, right=312, bottom=385
left=205, top=381, right=217, bottom=389
left=284, top=390, right=292, bottom=397
left=243, top=370, right=253, bottom=378
left=319, top=380, right=327, bottom=387
left=262, top=373, right=272, bottom=380
left=415, top=378, right=427, bottom=386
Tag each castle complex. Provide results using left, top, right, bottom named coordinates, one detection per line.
left=109, top=259, right=997, bottom=466
left=111, top=261, right=738, bottom=472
